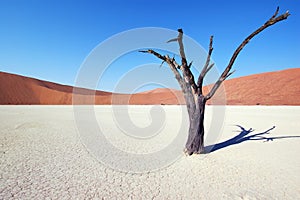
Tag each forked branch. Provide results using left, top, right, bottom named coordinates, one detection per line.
left=168, top=29, right=198, bottom=94
left=139, top=49, right=184, bottom=90
left=139, top=49, right=197, bottom=114
left=205, top=7, right=290, bottom=100
left=140, top=29, right=200, bottom=115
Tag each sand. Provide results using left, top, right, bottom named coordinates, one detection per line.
left=1, top=68, right=300, bottom=105
left=1, top=105, right=300, bottom=199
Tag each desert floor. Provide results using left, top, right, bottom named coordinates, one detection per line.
left=1, top=105, right=300, bottom=199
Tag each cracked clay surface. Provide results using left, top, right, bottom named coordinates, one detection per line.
left=1, top=106, right=300, bottom=199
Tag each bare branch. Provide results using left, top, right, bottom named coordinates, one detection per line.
left=139, top=49, right=166, bottom=61
left=205, top=7, right=290, bottom=100
left=164, top=55, right=186, bottom=91
left=175, top=29, right=198, bottom=95
left=203, top=36, right=214, bottom=72
left=206, top=63, right=214, bottom=74
left=166, top=38, right=178, bottom=43
left=270, top=6, right=280, bottom=19
left=197, top=35, right=214, bottom=94
left=139, top=48, right=196, bottom=115
left=225, top=69, right=236, bottom=79
left=177, top=29, right=187, bottom=65
left=159, top=60, right=166, bottom=68
left=139, top=49, right=180, bottom=73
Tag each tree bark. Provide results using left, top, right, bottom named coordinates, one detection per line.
left=185, top=95, right=206, bottom=155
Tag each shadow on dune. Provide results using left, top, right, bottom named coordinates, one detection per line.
left=204, top=125, right=300, bottom=153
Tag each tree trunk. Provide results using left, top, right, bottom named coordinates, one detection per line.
left=185, top=95, right=206, bottom=155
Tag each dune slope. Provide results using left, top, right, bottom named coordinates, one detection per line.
left=0, top=68, right=299, bottom=105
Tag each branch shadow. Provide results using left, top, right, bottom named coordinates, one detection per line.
left=204, top=125, right=300, bottom=153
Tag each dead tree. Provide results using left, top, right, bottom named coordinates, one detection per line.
left=140, top=7, right=290, bottom=155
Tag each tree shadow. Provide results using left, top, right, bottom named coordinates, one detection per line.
left=204, top=125, right=300, bottom=153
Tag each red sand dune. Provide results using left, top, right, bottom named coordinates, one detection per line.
left=0, top=68, right=299, bottom=105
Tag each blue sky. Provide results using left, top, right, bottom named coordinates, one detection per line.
left=0, top=0, right=299, bottom=92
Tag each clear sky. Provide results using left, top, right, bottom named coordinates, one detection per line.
left=0, top=0, right=299, bottom=92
